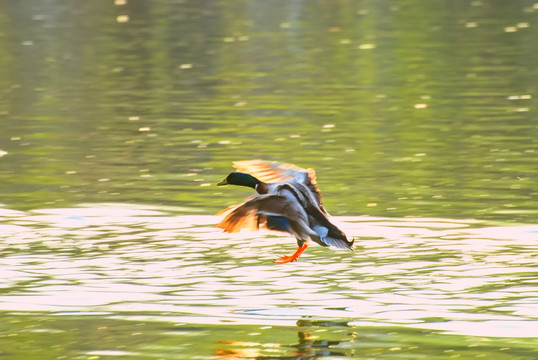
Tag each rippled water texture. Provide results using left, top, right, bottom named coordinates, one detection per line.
left=1, top=205, right=536, bottom=359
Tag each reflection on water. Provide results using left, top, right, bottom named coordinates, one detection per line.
left=1, top=204, right=536, bottom=359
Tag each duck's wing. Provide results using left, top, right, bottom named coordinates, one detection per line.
left=217, top=194, right=354, bottom=251
left=217, top=195, right=312, bottom=240
left=232, top=160, right=325, bottom=210
left=232, top=160, right=301, bottom=182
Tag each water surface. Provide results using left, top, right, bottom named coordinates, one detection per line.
left=1, top=205, right=537, bottom=358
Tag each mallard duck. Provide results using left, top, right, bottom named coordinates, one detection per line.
left=216, top=160, right=354, bottom=263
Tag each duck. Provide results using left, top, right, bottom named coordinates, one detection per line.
left=216, top=160, right=354, bottom=263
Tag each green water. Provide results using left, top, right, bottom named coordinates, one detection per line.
left=0, top=0, right=537, bottom=359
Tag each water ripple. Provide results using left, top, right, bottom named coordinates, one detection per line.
left=1, top=204, right=537, bottom=342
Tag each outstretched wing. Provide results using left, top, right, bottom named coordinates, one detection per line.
left=232, top=160, right=302, bottom=182
left=217, top=194, right=312, bottom=240
left=232, top=160, right=325, bottom=210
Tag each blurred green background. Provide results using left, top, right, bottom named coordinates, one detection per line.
left=0, top=0, right=536, bottom=222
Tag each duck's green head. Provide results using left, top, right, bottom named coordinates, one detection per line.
left=217, top=172, right=260, bottom=189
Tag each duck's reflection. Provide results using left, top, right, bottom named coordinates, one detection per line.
left=215, top=319, right=353, bottom=359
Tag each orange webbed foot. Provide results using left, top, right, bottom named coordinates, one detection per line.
left=273, top=243, right=308, bottom=264
left=274, top=255, right=298, bottom=264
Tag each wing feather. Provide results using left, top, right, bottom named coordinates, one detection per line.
left=232, top=160, right=325, bottom=210
left=217, top=195, right=311, bottom=238
left=232, top=160, right=300, bottom=183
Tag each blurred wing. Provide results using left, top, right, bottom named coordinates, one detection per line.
left=232, top=160, right=303, bottom=183
left=216, top=197, right=260, bottom=232
left=217, top=194, right=306, bottom=235
left=232, top=160, right=325, bottom=209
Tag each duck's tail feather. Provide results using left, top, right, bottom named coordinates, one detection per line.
left=321, top=235, right=354, bottom=250
left=312, top=224, right=354, bottom=250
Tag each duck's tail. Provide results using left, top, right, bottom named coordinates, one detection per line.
left=312, top=224, right=354, bottom=250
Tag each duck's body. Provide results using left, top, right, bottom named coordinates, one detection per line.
left=216, top=160, right=354, bottom=263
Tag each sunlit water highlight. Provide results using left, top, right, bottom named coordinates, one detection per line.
left=1, top=204, right=536, bottom=358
